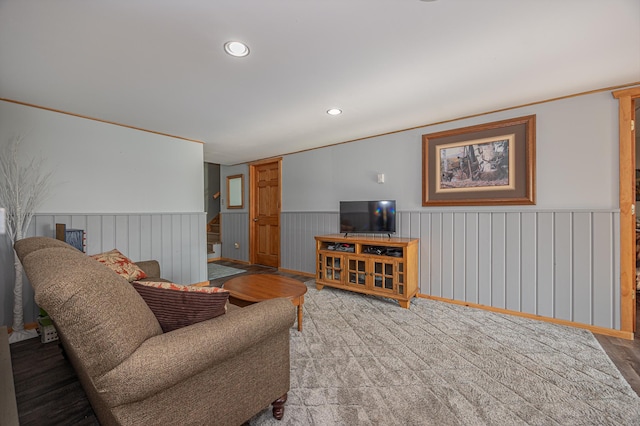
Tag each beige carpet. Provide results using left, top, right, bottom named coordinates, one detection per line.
left=249, top=281, right=640, bottom=425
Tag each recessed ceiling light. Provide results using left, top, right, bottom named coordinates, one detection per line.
left=224, top=41, right=250, bottom=57
left=327, top=108, right=342, bottom=116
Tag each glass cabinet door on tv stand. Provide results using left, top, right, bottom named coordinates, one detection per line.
left=371, top=258, right=399, bottom=295
left=314, top=234, right=418, bottom=308
left=317, top=252, right=343, bottom=285
left=346, top=257, right=367, bottom=289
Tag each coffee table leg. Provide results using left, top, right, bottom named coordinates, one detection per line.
left=295, top=296, right=304, bottom=332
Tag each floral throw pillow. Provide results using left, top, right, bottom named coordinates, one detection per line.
left=132, top=281, right=229, bottom=332
left=90, top=249, right=148, bottom=282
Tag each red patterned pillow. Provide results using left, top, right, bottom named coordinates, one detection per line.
left=132, top=281, right=229, bottom=332
left=90, top=249, right=148, bottom=282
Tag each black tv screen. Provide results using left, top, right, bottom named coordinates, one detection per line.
left=339, top=200, right=396, bottom=235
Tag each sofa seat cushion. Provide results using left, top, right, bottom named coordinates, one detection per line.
left=90, top=249, right=148, bottom=282
left=93, top=298, right=294, bottom=408
left=133, top=260, right=162, bottom=280
left=132, top=281, right=230, bottom=332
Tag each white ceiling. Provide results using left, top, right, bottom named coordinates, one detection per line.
left=1, top=0, right=639, bottom=165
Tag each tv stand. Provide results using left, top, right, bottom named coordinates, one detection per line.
left=315, top=234, right=418, bottom=308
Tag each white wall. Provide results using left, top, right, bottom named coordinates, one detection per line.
left=0, top=100, right=206, bottom=327
left=0, top=101, right=204, bottom=213
left=283, top=91, right=619, bottom=211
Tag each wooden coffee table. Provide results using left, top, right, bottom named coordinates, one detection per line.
left=223, top=274, right=307, bottom=331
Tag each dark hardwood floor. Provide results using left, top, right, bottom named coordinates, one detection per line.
left=9, top=262, right=640, bottom=425
left=9, top=261, right=309, bottom=425
left=594, top=295, right=640, bottom=394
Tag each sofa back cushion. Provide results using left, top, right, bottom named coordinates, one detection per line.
left=132, top=281, right=229, bottom=332
left=20, top=246, right=163, bottom=378
left=13, top=236, right=79, bottom=258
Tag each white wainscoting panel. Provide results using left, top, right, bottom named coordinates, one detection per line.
left=0, top=212, right=207, bottom=326
left=221, top=212, right=249, bottom=261
left=29, top=212, right=207, bottom=283
left=281, top=212, right=338, bottom=273
left=280, top=210, right=620, bottom=330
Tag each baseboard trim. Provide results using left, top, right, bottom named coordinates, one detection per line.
left=218, top=257, right=250, bottom=265
left=278, top=268, right=314, bottom=278
left=6, top=322, right=38, bottom=334
left=418, top=294, right=634, bottom=340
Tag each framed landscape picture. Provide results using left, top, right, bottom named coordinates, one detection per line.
left=422, top=115, right=536, bottom=206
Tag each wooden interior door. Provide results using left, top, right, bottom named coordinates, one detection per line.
left=614, top=87, right=640, bottom=336
left=250, top=159, right=281, bottom=267
left=633, top=99, right=638, bottom=333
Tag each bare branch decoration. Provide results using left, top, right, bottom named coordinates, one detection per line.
left=0, top=136, right=53, bottom=343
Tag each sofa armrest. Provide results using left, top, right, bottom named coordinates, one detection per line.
left=94, top=297, right=296, bottom=406
left=134, top=260, right=161, bottom=279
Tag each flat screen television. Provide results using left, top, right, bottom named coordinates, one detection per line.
left=339, top=200, right=396, bottom=235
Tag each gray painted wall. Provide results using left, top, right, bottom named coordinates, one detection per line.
left=205, top=163, right=221, bottom=223
left=278, top=90, right=625, bottom=330
left=219, top=164, right=250, bottom=261
left=282, top=91, right=618, bottom=211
